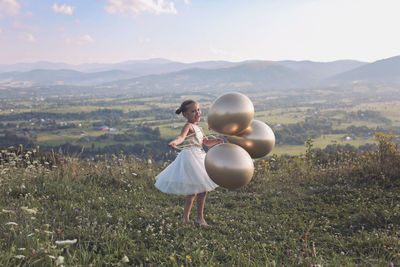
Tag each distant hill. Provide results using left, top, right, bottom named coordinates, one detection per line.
left=1, top=56, right=400, bottom=92
left=0, top=58, right=236, bottom=74
left=279, top=60, right=366, bottom=79
left=0, top=61, right=74, bottom=72
left=0, top=59, right=239, bottom=85
left=326, top=56, right=400, bottom=84
left=0, top=69, right=133, bottom=86
left=105, top=61, right=317, bottom=94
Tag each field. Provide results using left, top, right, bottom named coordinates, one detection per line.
left=1, top=87, right=400, bottom=159
left=1, top=85, right=400, bottom=265
left=1, top=134, right=399, bottom=266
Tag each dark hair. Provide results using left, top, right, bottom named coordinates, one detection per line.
left=175, top=100, right=196, bottom=115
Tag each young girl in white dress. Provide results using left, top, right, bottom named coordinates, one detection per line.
left=155, top=100, right=224, bottom=226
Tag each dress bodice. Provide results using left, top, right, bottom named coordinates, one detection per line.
left=183, top=123, right=203, bottom=148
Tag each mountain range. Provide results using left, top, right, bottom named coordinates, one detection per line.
left=0, top=56, right=399, bottom=94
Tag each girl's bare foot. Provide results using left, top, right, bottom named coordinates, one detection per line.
left=196, top=218, right=210, bottom=227
left=181, top=217, right=190, bottom=224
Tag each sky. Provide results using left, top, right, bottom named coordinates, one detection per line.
left=0, top=0, right=400, bottom=64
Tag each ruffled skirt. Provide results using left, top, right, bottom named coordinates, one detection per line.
left=155, top=147, right=218, bottom=195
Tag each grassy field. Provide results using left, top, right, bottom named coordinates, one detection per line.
left=2, top=91, right=400, bottom=158
left=1, top=135, right=400, bottom=266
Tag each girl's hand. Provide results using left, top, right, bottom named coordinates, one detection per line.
left=217, top=138, right=224, bottom=144
left=169, top=140, right=177, bottom=148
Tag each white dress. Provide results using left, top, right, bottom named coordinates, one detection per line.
left=155, top=123, right=218, bottom=195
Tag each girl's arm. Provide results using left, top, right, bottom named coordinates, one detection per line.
left=203, top=137, right=224, bottom=147
left=168, top=123, right=192, bottom=148
left=201, top=128, right=224, bottom=147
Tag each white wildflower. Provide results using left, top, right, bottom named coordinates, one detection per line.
left=48, top=255, right=56, bottom=259
left=55, top=239, right=77, bottom=246
left=18, top=248, right=26, bottom=251
left=56, top=256, right=64, bottom=265
left=121, top=255, right=129, bottom=263
left=5, top=222, right=18, bottom=226
left=21, top=206, right=37, bottom=214
left=2, top=209, right=14, bottom=213
left=14, top=255, right=25, bottom=259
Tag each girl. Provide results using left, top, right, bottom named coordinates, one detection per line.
left=155, top=100, right=224, bottom=226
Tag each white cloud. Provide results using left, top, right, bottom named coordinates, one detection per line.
left=26, top=33, right=36, bottom=42
left=104, top=0, right=177, bottom=16
left=52, top=3, right=75, bottom=15
left=19, top=33, right=36, bottom=42
left=139, top=37, right=151, bottom=43
left=64, top=34, right=95, bottom=45
left=0, top=0, right=21, bottom=16
left=184, top=0, right=190, bottom=4
left=210, top=45, right=233, bottom=58
left=13, top=21, right=40, bottom=32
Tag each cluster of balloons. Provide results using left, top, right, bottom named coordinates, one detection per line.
left=205, top=92, right=276, bottom=190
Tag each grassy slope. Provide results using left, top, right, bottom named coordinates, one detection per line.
left=1, top=139, right=400, bottom=266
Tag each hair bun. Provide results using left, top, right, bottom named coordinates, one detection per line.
left=175, top=99, right=195, bottom=115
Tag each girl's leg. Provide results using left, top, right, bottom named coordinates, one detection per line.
left=182, top=194, right=196, bottom=223
left=196, top=191, right=209, bottom=226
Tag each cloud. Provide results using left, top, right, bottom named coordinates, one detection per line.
left=26, top=33, right=36, bottom=42
left=139, top=37, right=151, bottom=43
left=210, top=46, right=233, bottom=58
left=0, top=0, right=21, bottom=16
left=104, top=0, right=177, bottom=16
left=19, top=33, right=36, bottom=42
left=52, top=3, right=75, bottom=15
left=13, top=21, right=40, bottom=32
left=64, top=34, right=95, bottom=45
left=184, top=0, right=190, bottom=4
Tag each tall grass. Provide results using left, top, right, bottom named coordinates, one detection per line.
left=1, top=134, right=399, bottom=266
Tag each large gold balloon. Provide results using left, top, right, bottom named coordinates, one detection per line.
left=207, top=92, right=254, bottom=135
left=205, top=143, right=254, bottom=190
left=227, top=120, right=275, bottom=158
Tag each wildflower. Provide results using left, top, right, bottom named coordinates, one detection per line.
left=74, top=209, right=79, bottom=213
left=5, top=222, right=18, bottom=226
left=55, top=239, right=77, bottom=246
left=169, top=256, right=175, bottom=261
left=121, top=255, right=129, bottom=263
left=186, top=255, right=191, bottom=259
left=2, top=209, right=14, bottom=213
left=18, top=248, right=26, bottom=251
left=48, top=255, right=56, bottom=259
left=14, top=255, right=25, bottom=259
left=56, top=256, right=64, bottom=265
left=21, top=206, right=37, bottom=214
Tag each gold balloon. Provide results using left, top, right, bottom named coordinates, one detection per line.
left=205, top=143, right=254, bottom=189
left=227, top=120, right=275, bottom=158
left=207, top=92, right=254, bottom=135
